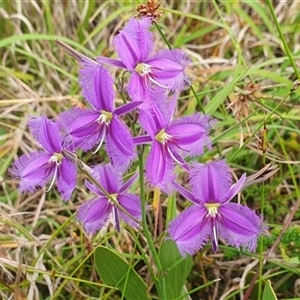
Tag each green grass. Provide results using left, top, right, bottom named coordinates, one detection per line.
left=1, top=1, right=300, bottom=299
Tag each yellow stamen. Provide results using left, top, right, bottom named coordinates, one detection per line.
left=155, top=129, right=171, bottom=144
left=99, top=110, right=113, bottom=124
left=204, top=203, right=220, bottom=217
left=49, top=153, right=64, bottom=164
left=135, top=63, right=144, bottom=75
left=108, top=193, right=118, bottom=204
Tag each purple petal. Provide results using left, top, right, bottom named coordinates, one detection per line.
left=59, top=108, right=98, bottom=137
left=147, top=57, right=183, bottom=79
left=77, top=197, right=112, bottom=234
left=146, top=49, right=191, bottom=91
left=138, top=108, right=157, bottom=138
left=57, top=158, right=77, bottom=201
left=149, top=91, right=177, bottom=126
left=114, top=33, right=140, bottom=70
left=113, top=17, right=153, bottom=69
left=189, top=160, right=232, bottom=204
left=79, top=59, right=114, bottom=111
left=123, top=17, right=153, bottom=62
left=114, top=101, right=142, bottom=117
left=118, top=193, right=141, bottom=227
left=210, top=220, right=219, bottom=253
left=10, top=151, right=54, bottom=193
left=172, top=181, right=199, bottom=204
left=29, top=116, right=62, bottom=153
left=138, top=103, right=167, bottom=138
left=91, top=164, right=122, bottom=194
left=58, top=108, right=104, bottom=151
left=112, top=206, right=121, bottom=232
left=223, top=173, right=247, bottom=204
left=106, top=118, right=136, bottom=172
left=218, top=202, right=264, bottom=252
left=78, top=59, right=100, bottom=107
left=168, top=205, right=210, bottom=257
left=93, top=65, right=115, bottom=111
left=127, top=71, right=150, bottom=103
left=167, top=114, right=215, bottom=157
left=96, top=56, right=126, bottom=69
left=119, top=173, right=138, bottom=194
left=85, top=179, right=103, bottom=196
left=79, top=125, right=106, bottom=152
left=145, top=142, right=174, bottom=189
left=166, top=145, right=186, bottom=166
left=132, top=135, right=152, bottom=145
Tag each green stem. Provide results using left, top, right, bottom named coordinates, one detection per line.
left=266, top=0, right=300, bottom=79
left=258, top=137, right=266, bottom=300
left=138, top=151, right=167, bottom=300
left=154, top=22, right=172, bottom=50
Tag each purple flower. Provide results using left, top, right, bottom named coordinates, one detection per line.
left=97, top=17, right=190, bottom=102
left=168, top=160, right=266, bottom=256
left=10, top=116, right=77, bottom=201
left=77, top=164, right=141, bottom=233
left=58, top=59, right=140, bottom=172
left=134, top=95, right=214, bottom=189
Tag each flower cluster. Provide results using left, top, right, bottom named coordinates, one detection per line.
left=10, top=16, right=266, bottom=255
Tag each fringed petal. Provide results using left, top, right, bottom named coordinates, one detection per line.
left=147, top=49, right=191, bottom=91
left=10, top=151, right=54, bottom=193
left=118, top=193, right=141, bottom=227
left=168, top=205, right=210, bottom=257
left=77, top=197, right=112, bottom=234
left=167, top=113, right=215, bottom=157
left=29, top=116, right=62, bottom=153
left=58, top=108, right=103, bottom=152
left=57, top=158, right=77, bottom=201
left=93, top=64, right=115, bottom=111
left=78, top=59, right=100, bottom=108
left=113, top=17, right=153, bottom=69
left=79, top=59, right=114, bottom=111
left=145, top=142, right=175, bottom=190
left=91, top=164, right=122, bottom=194
left=127, top=71, right=150, bottom=103
left=218, top=203, right=265, bottom=252
left=106, top=118, right=136, bottom=172
left=189, top=160, right=232, bottom=203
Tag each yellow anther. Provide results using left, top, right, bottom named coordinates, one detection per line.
left=204, top=203, right=220, bottom=217
left=99, top=110, right=113, bottom=124
left=155, top=129, right=171, bottom=144
left=108, top=193, right=118, bottom=204
left=135, top=63, right=144, bottom=75
left=50, top=153, right=64, bottom=164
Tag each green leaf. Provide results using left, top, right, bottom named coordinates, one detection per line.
left=159, top=240, right=193, bottom=299
left=94, top=246, right=149, bottom=300
left=262, top=280, right=278, bottom=300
